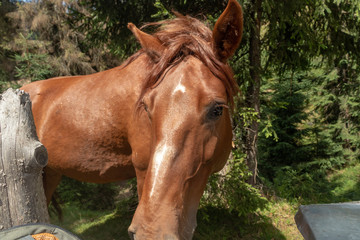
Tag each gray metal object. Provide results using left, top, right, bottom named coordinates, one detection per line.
left=0, top=223, right=82, bottom=240
left=295, top=202, right=360, bottom=240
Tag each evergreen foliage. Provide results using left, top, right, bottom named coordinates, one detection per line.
left=259, top=73, right=309, bottom=180
left=0, top=0, right=17, bottom=90
left=259, top=61, right=360, bottom=200
left=1, top=0, right=120, bottom=84
left=69, top=0, right=229, bottom=57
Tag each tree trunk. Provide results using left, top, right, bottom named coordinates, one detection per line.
left=245, top=0, right=262, bottom=186
left=0, top=88, right=49, bottom=230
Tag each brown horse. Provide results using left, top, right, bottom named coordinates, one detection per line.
left=21, top=0, right=243, bottom=239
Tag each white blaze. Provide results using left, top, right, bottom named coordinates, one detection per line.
left=150, top=142, right=174, bottom=197
left=173, top=76, right=186, bottom=94
left=150, top=76, right=185, bottom=197
left=173, top=83, right=186, bottom=94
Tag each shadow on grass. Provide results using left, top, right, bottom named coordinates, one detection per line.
left=195, top=206, right=286, bottom=240
left=78, top=209, right=133, bottom=240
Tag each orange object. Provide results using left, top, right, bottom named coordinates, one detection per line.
left=32, top=233, right=59, bottom=240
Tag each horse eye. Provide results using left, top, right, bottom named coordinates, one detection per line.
left=208, top=105, right=224, bottom=120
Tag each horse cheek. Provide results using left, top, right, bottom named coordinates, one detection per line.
left=204, top=135, right=218, bottom=163
left=208, top=117, right=233, bottom=173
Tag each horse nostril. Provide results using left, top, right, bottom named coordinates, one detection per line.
left=129, top=232, right=136, bottom=240
left=128, top=229, right=136, bottom=240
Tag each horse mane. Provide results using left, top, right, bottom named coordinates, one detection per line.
left=123, top=13, right=239, bottom=108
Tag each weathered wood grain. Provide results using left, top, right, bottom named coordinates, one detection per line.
left=0, top=88, right=49, bottom=230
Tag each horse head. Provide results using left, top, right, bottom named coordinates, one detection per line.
left=128, top=0, right=243, bottom=239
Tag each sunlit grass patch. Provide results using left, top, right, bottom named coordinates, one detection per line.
left=51, top=204, right=132, bottom=240
left=261, top=200, right=301, bottom=240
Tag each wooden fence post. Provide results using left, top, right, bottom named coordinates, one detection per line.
left=0, top=88, right=49, bottom=230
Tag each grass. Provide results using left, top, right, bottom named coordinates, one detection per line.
left=261, top=200, right=301, bottom=240
left=51, top=204, right=133, bottom=240
left=195, top=206, right=287, bottom=240
left=52, top=203, right=293, bottom=240
left=50, top=162, right=360, bottom=240
left=51, top=199, right=300, bottom=239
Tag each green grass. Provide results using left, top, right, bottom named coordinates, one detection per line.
left=51, top=204, right=133, bottom=240
left=51, top=162, right=360, bottom=239
left=195, top=206, right=287, bottom=240
left=52, top=203, right=292, bottom=240
left=51, top=200, right=299, bottom=239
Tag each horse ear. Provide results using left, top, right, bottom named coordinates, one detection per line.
left=128, top=23, right=165, bottom=62
left=212, top=0, right=243, bottom=62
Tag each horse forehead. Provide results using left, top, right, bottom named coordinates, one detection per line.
left=169, top=57, right=227, bottom=97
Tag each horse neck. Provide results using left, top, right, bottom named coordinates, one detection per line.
left=108, top=53, right=151, bottom=107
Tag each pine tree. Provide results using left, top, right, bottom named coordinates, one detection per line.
left=3, top=0, right=120, bottom=83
